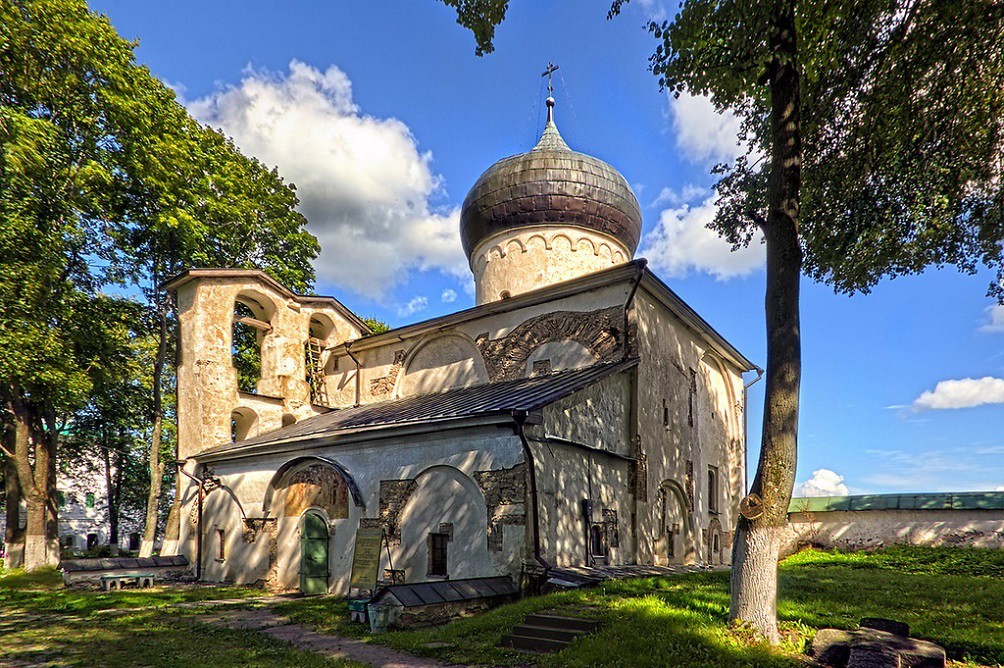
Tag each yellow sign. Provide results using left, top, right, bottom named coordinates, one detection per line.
left=349, top=526, right=384, bottom=591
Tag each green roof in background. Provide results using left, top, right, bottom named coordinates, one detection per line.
left=789, top=492, right=1004, bottom=513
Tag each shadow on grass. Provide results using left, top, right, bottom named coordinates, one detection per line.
left=0, top=607, right=361, bottom=668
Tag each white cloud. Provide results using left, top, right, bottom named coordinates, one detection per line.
left=397, top=295, right=428, bottom=318
left=440, top=289, right=457, bottom=304
left=634, top=0, right=668, bottom=22
left=670, top=93, right=744, bottom=166
left=650, top=183, right=706, bottom=208
left=997, top=485, right=1004, bottom=492
left=980, top=305, right=1004, bottom=333
left=795, top=469, right=849, bottom=498
left=912, top=377, right=1004, bottom=410
left=189, top=61, right=469, bottom=299
left=640, top=194, right=764, bottom=280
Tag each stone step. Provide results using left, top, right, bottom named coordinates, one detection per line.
left=510, top=624, right=582, bottom=642
left=499, top=633, right=572, bottom=654
left=523, top=614, right=601, bottom=633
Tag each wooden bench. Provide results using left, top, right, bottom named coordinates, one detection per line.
left=100, top=573, right=156, bottom=590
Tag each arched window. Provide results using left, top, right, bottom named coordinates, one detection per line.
left=282, top=413, right=296, bottom=428
left=231, top=408, right=258, bottom=442
left=233, top=302, right=263, bottom=393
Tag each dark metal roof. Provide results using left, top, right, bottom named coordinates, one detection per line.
left=200, top=359, right=638, bottom=458
left=790, top=492, right=1004, bottom=513
left=371, top=575, right=517, bottom=608
left=460, top=114, right=642, bottom=258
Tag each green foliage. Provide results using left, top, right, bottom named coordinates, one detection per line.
left=647, top=0, right=1004, bottom=298
left=361, top=317, right=391, bottom=335
left=437, top=0, right=510, bottom=55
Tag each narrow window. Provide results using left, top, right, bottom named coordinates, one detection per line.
left=428, top=533, right=448, bottom=577
left=667, top=529, right=675, bottom=558
left=707, top=466, right=719, bottom=514
left=662, top=398, right=669, bottom=427
left=713, top=532, right=720, bottom=553
left=85, top=492, right=96, bottom=508
left=129, top=532, right=140, bottom=552
left=217, top=529, right=226, bottom=560
left=688, top=369, right=697, bottom=427
left=86, top=533, right=98, bottom=550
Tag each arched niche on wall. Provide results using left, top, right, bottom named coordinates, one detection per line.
left=707, top=516, right=725, bottom=565
left=397, top=465, right=489, bottom=580
left=262, top=456, right=366, bottom=517
left=233, top=290, right=279, bottom=394
left=656, top=479, right=696, bottom=566
left=397, top=333, right=489, bottom=398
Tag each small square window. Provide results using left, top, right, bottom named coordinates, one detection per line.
left=428, top=533, right=448, bottom=577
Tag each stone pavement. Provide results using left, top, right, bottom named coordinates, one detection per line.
left=202, top=607, right=458, bottom=668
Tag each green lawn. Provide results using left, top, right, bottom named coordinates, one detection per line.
left=279, top=546, right=1004, bottom=668
left=0, top=567, right=364, bottom=668
left=4, top=548, right=1003, bottom=667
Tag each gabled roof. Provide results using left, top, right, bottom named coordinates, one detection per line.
left=330, top=259, right=757, bottom=374
left=161, top=268, right=370, bottom=334
left=198, top=358, right=638, bottom=462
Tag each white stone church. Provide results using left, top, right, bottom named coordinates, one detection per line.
left=165, top=97, right=756, bottom=594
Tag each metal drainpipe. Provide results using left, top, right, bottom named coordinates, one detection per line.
left=344, top=341, right=362, bottom=407
left=621, top=259, right=647, bottom=361
left=743, top=367, right=765, bottom=495
left=513, top=411, right=551, bottom=572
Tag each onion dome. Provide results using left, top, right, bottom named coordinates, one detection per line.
left=459, top=97, right=643, bottom=260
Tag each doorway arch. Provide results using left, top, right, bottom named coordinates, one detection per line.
left=300, top=511, right=329, bottom=595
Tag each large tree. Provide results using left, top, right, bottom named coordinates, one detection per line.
left=2, top=0, right=320, bottom=563
left=436, top=0, right=1004, bottom=640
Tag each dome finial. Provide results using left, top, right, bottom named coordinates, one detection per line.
left=542, top=62, right=559, bottom=124
left=535, top=63, right=568, bottom=151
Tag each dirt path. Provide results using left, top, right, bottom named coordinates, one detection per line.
left=202, top=607, right=460, bottom=668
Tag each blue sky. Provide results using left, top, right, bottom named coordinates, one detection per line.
left=89, top=0, right=1004, bottom=495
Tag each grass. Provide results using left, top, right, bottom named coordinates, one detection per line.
left=0, top=567, right=365, bottom=668
left=4, top=547, right=1002, bottom=667
left=278, top=546, right=1004, bottom=668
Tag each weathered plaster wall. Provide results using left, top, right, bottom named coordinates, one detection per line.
left=190, top=425, right=525, bottom=594
left=174, top=275, right=365, bottom=461
left=328, top=281, right=634, bottom=405
left=530, top=373, right=634, bottom=567
left=470, top=227, right=630, bottom=305
left=783, top=510, right=1004, bottom=555
left=632, top=289, right=746, bottom=566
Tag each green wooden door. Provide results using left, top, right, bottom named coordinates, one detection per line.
left=300, top=512, right=329, bottom=595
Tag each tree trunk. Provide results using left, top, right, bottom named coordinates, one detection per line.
left=729, top=0, right=802, bottom=643
left=140, top=291, right=169, bottom=558
left=103, top=439, right=119, bottom=556
left=3, top=453, right=25, bottom=569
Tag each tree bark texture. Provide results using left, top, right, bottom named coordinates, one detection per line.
left=3, top=453, right=25, bottom=569
left=729, top=0, right=803, bottom=643
left=8, top=389, right=59, bottom=570
left=103, top=440, right=119, bottom=555
left=140, top=293, right=169, bottom=558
